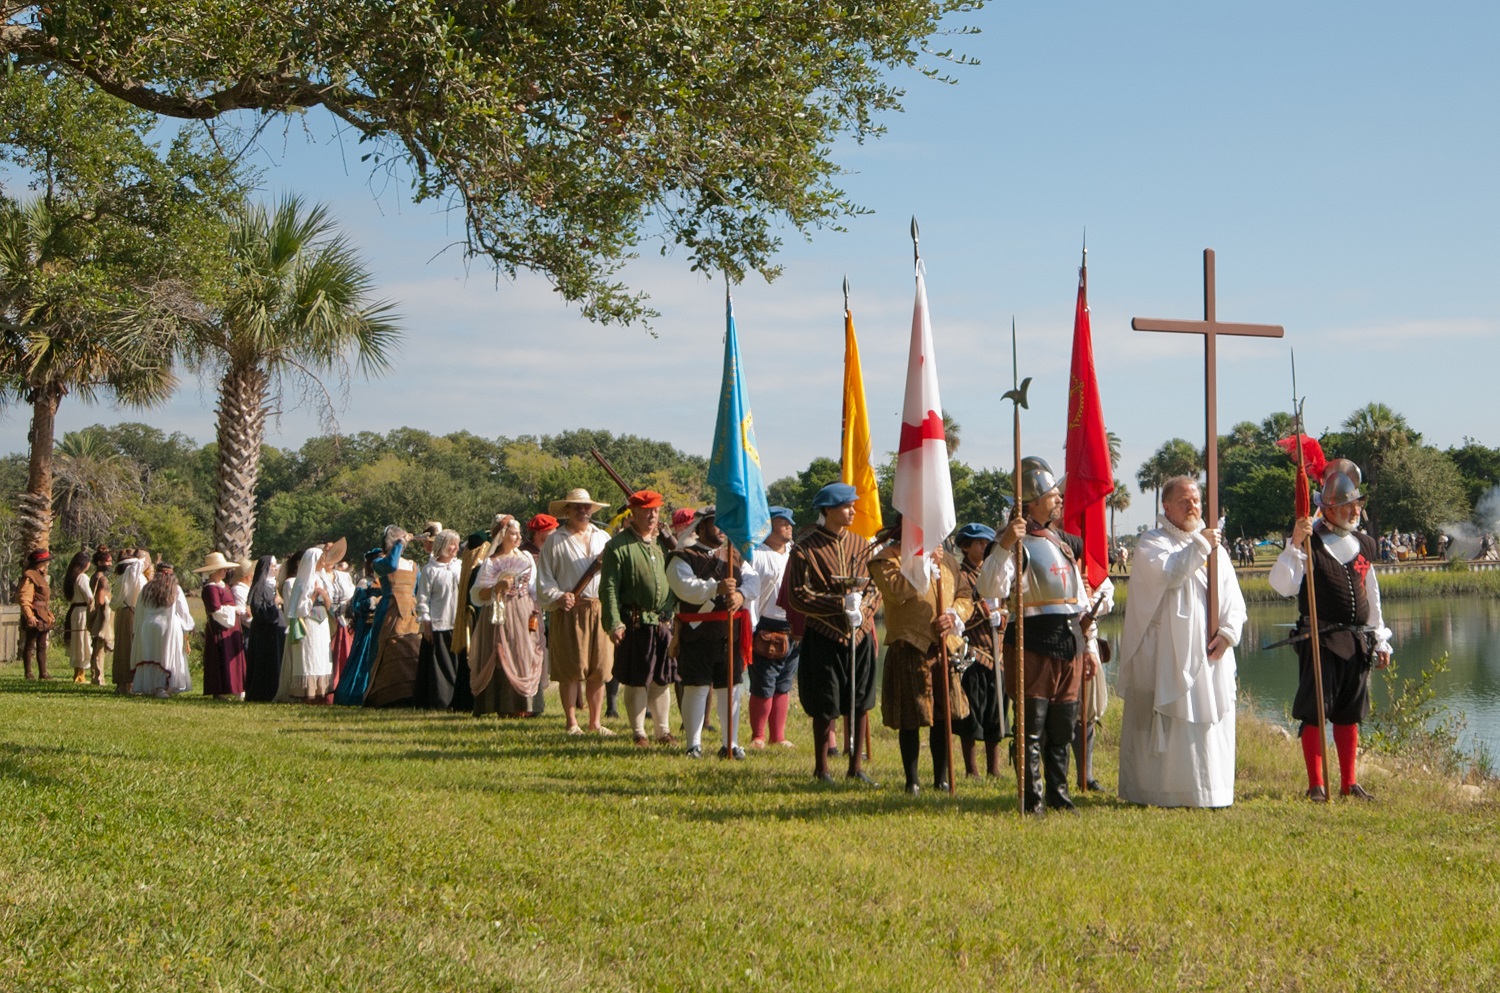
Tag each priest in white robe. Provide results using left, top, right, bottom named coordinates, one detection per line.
left=1118, top=476, right=1247, bottom=808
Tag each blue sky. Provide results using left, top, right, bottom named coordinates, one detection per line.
left=5, top=2, right=1496, bottom=534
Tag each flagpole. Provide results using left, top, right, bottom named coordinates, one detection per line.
left=1076, top=239, right=1092, bottom=794
left=724, top=276, right=738, bottom=757
left=842, top=275, right=857, bottom=761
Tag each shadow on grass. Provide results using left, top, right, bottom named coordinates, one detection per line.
left=0, top=743, right=64, bottom=785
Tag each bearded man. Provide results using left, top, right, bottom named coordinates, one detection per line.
left=1268, top=462, right=1392, bottom=801
left=1117, top=476, right=1247, bottom=808
left=981, top=460, right=1100, bottom=814
left=600, top=490, right=677, bottom=747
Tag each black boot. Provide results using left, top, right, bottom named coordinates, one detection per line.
left=899, top=729, right=921, bottom=794
left=1023, top=697, right=1048, bottom=814
left=1045, top=701, right=1079, bottom=812
left=605, top=678, right=620, bottom=719
left=930, top=726, right=951, bottom=792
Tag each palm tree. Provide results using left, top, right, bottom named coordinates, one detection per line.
left=1105, top=480, right=1131, bottom=547
left=0, top=197, right=182, bottom=554
left=1136, top=438, right=1203, bottom=521
left=1106, top=430, right=1122, bottom=472
left=188, top=196, right=400, bottom=559
left=1340, top=402, right=1415, bottom=537
left=53, top=429, right=142, bottom=545
left=941, top=410, right=961, bottom=458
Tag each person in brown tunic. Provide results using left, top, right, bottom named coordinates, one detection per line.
left=362, top=526, right=423, bottom=708
left=17, top=548, right=53, bottom=680
left=870, top=526, right=973, bottom=794
left=787, top=483, right=881, bottom=784
left=87, top=546, right=115, bottom=686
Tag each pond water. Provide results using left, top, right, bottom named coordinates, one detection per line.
left=1098, top=596, right=1500, bottom=760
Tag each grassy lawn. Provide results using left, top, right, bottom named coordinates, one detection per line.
left=2, top=667, right=1497, bottom=992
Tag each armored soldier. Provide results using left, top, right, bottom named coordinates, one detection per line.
left=980, top=459, right=1099, bottom=814
left=1269, top=461, right=1393, bottom=800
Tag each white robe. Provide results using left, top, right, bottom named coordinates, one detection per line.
left=1118, top=522, right=1247, bottom=808
left=130, top=589, right=196, bottom=696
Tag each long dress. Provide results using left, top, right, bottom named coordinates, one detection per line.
left=130, top=589, right=195, bottom=697
left=243, top=559, right=285, bottom=702
left=88, top=570, right=114, bottom=684
left=67, top=574, right=93, bottom=674
left=363, top=543, right=422, bottom=708
left=201, top=581, right=247, bottom=697
left=277, top=550, right=333, bottom=701
left=112, top=559, right=147, bottom=692
left=1118, top=522, right=1247, bottom=808
left=328, top=568, right=356, bottom=701
left=470, top=551, right=547, bottom=717
left=333, top=583, right=380, bottom=705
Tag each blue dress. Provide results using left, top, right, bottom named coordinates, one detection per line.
left=332, top=543, right=403, bottom=705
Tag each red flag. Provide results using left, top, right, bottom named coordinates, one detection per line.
left=1061, top=256, right=1114, bottom=589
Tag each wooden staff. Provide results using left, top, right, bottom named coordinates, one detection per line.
left=724, top=538, right=737, bottom=756
left=1292, top=383, right=1331, bottom=802
left=936, top=562, right=955, bottom=795
left=1002, top=318, right=1030, bottom=815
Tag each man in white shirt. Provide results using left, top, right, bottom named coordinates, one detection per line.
left=1268, top=462, right=1393, bottom=801
left=666, top=508, right=760, bottom=759
left=415, top=528, right=464, bottom=710
left=747, top=506, right=798, bottom=748
left=537, top=488, right=615, bottom=735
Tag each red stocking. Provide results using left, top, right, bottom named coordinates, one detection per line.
left=1300, top=725, right=1325, bottom=790
left=748, top=694, right=772, bottom=743
left=768, top=692, right=791, bottom=744
left=1332, top=723, right=1359, bottom=793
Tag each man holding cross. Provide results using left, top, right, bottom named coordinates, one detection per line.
left=1117, top=476, right=1247, bottom=807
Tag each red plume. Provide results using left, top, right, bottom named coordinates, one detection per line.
left=1277, top=434, right=1326, bottom=519
left=1276, top=434, right=1327, bottom=480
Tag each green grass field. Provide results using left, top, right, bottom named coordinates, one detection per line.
left=2, top=669, right=1497, bottom=992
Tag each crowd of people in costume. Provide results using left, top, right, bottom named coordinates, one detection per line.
left=12, top=454, right=1393, bottom=809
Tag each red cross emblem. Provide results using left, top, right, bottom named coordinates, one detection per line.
left=1049, top=562, right=1070, bottom=579
left=1351, top=555, right=1371, bottom=583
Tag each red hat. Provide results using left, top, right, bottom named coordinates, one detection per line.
left=670, top=507, right=698, bottom=533
left=628, top=490, right=664, bottom=510
left=527, top=513, right=559, bottom=532
left=26, top=549, right=50, bottom=565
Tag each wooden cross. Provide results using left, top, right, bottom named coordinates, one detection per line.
left=1132, top=249, right=1283, bottom=639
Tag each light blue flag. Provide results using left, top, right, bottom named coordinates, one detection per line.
left=708, top=294, right=771, bottom=562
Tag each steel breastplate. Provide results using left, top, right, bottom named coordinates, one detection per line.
left=1021, top=533, right=1082, bottom=614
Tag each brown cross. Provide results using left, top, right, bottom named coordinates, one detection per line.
left=1132, top=249, right=1283, bottom=638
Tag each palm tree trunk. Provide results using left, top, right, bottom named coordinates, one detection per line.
left=18, top=383, right=64, bottom=554
left=213, top=363, right=271, bottom=560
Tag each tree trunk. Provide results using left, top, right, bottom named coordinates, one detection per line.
left=213, top=363, right=271, bottom=560
left=17, top=384, right=64, bottom=554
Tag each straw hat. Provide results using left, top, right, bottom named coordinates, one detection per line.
left=548, top=487, right=610, bottom=516
left=234, top=558, right=255, bottom=582
left=321, top=536, right=348, bottom=568
left=193, top=551, right=236, bottom=575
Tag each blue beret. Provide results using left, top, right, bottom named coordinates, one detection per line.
left=955, top=522, right=996, bottom=543
left=768, top=506, right=795, bottom=523
left=812, top=482, right=858, bottom=510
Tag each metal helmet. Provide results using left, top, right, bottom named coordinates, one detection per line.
left=1020, top=455, right=1054, bottom=477
left=1322, top=458, right=1362, bottom=487
left=1320, top=469, right=1364, bottom=509
left=1020, top=465, right=1062, bottom=504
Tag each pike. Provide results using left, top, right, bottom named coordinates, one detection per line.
left=1001, top=317, right=1031, bottom=814
left=1291, top=352, right=1331, bottom=802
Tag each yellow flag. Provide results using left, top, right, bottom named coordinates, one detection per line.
left=840, top=308, right=883, bottom=539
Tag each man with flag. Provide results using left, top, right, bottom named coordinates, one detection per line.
left=884, top=246, right=964, bottom=793
left=1061, top=250, right=1118, bottom=791
left=700, top=291, right=771, bottom=759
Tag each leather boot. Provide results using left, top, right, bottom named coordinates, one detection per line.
left=931, top=726, right=951, bottom=791
left=1045, top=701, right=1079, bottom=812
left=1023, top=697, right=1048, bottom=814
